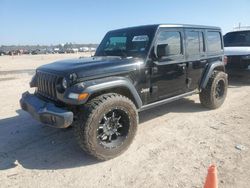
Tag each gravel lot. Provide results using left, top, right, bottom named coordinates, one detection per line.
left=0, top=54, right=250, bottom=188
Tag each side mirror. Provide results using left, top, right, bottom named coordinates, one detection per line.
left=156, top=44, right=168, bottom=59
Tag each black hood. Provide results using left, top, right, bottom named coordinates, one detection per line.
left=38, top=56, right=144, bottom=79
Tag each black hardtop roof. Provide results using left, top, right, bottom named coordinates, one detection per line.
left=158, top=24, right=221, bottom=30
left=109, top=24, right=221, bottom=32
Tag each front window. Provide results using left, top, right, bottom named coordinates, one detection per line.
left=224, top=31, right=250, bottom=47
left=95, top=27, right=156, bottom=58
left=156, top=31, right=182, bottom=56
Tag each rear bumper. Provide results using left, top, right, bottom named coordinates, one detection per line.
left=227, top=55, right=250, bottom=69
left=20, top=92, right=73, bottom=128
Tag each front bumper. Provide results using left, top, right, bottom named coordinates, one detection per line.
left=20, top=92, right=73, bottom=128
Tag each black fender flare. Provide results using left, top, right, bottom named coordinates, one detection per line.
left=199, top=61, right=225, bottom=89
left=64, top=77, right=142, bottom=108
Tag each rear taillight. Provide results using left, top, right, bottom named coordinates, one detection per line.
left=223, top=56, right=228, bottom=66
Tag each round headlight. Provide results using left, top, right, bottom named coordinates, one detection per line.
left=62, top=78, right=67, bottom=89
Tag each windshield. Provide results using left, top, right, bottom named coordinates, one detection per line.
left=95, top=27, right=156, bottom=58
left=224, top=31, right=250, bottom=47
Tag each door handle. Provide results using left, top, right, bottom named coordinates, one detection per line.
left=200, top=60, right=207, bottom=63
left=178, top=63, right=186, bottom=67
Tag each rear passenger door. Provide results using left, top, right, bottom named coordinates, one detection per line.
left=184, top=29, right=206, bottom=91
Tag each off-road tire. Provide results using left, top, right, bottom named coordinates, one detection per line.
left=199, top=71, right=228, bottom=109
left=74, top=93, right=138, bottom=160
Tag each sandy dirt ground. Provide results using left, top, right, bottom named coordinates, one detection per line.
left=0, top=54, right=250, bottom=188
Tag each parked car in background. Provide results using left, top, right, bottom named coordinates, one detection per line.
left=224, top=30, right=250, bottom=69
left=90, top=47, right=96, bottom=52
left=7, top=49, right=23, bottom=56
left=53, top=48, right=60, bottom=53
left=58, top=49, right=66, bottom=54
left=66, top=48, right=79, bottom=53
left=23, top=50, right=32, bottom=55
left=79, top=47, right=89, bottom=52
left=0, top=51, right=6, bottom=56
left=46, top=48, right=55, bottom=54
left=31, top=49, right=47, bottom=55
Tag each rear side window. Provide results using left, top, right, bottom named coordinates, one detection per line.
left=157, top=31, right=182, bottom=56
left=186, top=31, right=200, bottom=56
left=207, top=31, right=222, bottom=53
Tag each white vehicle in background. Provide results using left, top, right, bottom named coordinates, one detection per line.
left=79, top=47, right=89, bottom=52
left=53, top=48, right=60, bottom=53
left=66, top=48, right=79, bottom=53
left=224, top=30, right=250, bottom=69
left=90, top=47, right=96, bottom=52
left=72, top=48, right=79, bottom=53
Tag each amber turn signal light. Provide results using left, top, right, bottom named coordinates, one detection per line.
left=78, top=93, right=89, bottom=101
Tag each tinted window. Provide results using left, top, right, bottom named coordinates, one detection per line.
left=104, top=37, right=127, bottom=51
left=207, top=31, right=222, bottom=53
left=186, top=31, right=200, bottom=55
left=224, top=31, right=250, bottom=47
left=157, top=31, right=182, bottom=56
left=95, top=27, right=156, bottom=58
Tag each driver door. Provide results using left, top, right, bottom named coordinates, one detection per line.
left=150, top=28, right=187, bottom=101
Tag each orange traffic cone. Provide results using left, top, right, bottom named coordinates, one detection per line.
left=204, top=164, right=218, bottom=188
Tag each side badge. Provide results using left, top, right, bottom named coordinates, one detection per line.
left=141, top=88, right=150, bottom=94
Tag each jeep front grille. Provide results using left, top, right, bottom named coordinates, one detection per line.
left=36, top=71, right=60, bottom=100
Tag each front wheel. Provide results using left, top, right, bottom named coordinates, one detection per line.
left=199, top=71, right=228, bottom=109
left=74, top=93, right=138, bottom=160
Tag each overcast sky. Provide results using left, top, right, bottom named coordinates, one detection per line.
left=0, top=0, right=249, bottom=45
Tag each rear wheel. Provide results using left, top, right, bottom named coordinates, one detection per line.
left=74, top=93, right=138, bottom=160
left=199, top=71, right=228, bottom=109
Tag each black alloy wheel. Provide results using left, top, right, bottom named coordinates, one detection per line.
left=97, top=108, right=130, bottom=149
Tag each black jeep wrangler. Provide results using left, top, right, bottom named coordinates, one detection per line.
left=20, top=24, right=228, bottom=160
